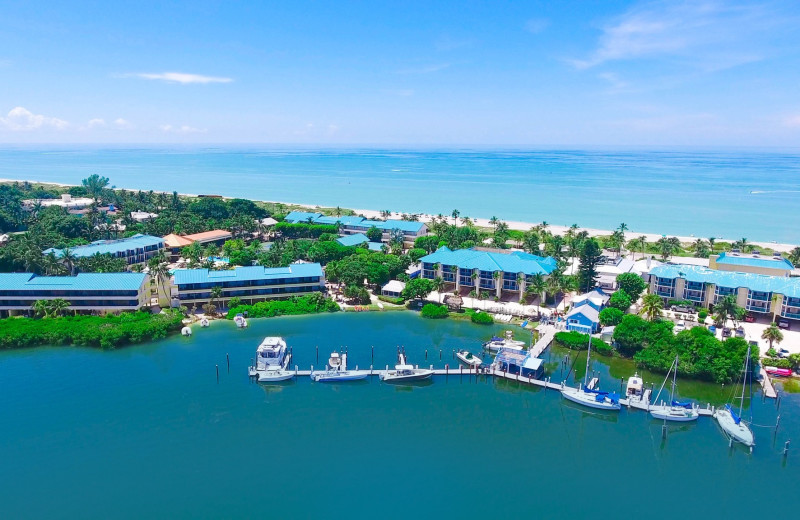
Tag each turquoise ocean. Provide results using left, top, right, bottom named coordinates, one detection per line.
left=1, top=313, right=798, bottom=519
left=1, top=146, right=799, bottom=243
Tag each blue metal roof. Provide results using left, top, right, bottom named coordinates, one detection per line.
left=650, top=264, right=800, bottom=298
left=0, top=272, right=147, bottom=291
left=282, top=212, right=425, bottom=233
left=173, top=263, right=323, bottom=285
left=359, top=219, right=426, bottom=233
left=44, top=234, right=164, bottom=259
left=419, top=247, right=557, bottom=276
left=283, top=211, right=323, bottom=223
left=336, top=233, right=369, bottom=246
left=715, top=252, right=794, bottom=270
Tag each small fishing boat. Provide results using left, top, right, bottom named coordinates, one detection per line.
left=181, top=326, right=192, bottom=336
left=560, top=331, right=620, bottom=411
left=625, top=372, right=646, bottom=403
left=200, top=318, right=209, bottom=327
left=713, top=345, right=755, bottom=450
left=258, top=366, right=295, bottom=382
left=380, top=350, right=433, bottom=383
left=764, top=366, right=792, bottom=377
left=234, top=313, right=248, bottom=328
left=310, top=352, right=369, bottom=382
left=456, top=349, right=482, bottom=368
left=649, top=356, right=699, bottom=422
left=248, top=337, right=292, bottom=379
left=483, top=330, right=526, bottom=353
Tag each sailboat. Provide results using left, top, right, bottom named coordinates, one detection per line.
left=649, top=356, right=699, bottom=422
left=560, top=330, right=620, bottom=411
left=713, top=345, right=755, bottom=449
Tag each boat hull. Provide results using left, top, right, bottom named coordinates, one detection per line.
left=714, top=409, right=755, bottom=447
left=380, top=371, right=433, bottom=382
left=257, top=370, right=295, bottom=382
left=311, top=371, right=369, bottom=382
left=561, top=388, right=621, bottom=411
left=456, top=353, right=482, bottom=367
left=649, top=406, right=699, bottom=422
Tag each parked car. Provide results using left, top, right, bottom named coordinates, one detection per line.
left=673, top=320, right=686, bottom=333
left=671, top=304, right=694, bottom=313
left=778, top=348, right=790, bottom=358
left=735, top=327, right=745, bottom=338
left=777, top=319, right=790, bottom=330
left=722, top=327, right=732, bottom=338
left=744, top=314, right=755, bottom=323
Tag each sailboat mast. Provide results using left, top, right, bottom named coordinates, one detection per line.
left=670, top=356, right=678, bottom=403
left=584, top=330, right=592, bottom=387
left=739, top=345, right=750, bottom=417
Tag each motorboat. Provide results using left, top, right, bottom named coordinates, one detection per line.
left=456, top=349, right=482, bottom=368
left=649, top=356, right=699, bottom=422
left=625, top=373, right=645, bottom=403
left=380, top=351, right=433, bottom=382
left=713, top=345, right=755, bottom=450
left=483, top=330, right=526, bottom=353
left=248, top=337, right=291, bottom=378
left=310, top=352, right=369, bottom=382
left=200, top=318, right=209, bottom=327
left=560, top=331, right=620, bottom=411
left=181, top=326, right=192, bottom=336
left=234, top=313, right=248, bottom=328
left=258, top=366, right=295, bottom=382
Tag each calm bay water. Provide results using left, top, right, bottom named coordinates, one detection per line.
left=1, top=312, right=798, bottom=519
left=1, top=146, right=799, bottom=242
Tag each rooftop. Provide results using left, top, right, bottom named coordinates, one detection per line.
left=163, top=233, right=194, bottom=248
left=173, top=263, right=323, bottom=285
left=650, top=264, right=800, bottom=299
left=182, top=229, right=232, bottom=243
left=419, top=247, right=557, bottom=276
left=336, top=233, right=384, bottom=250
left=0, top=272, right=147, bottom=291
left=715, top=252, right=794, bottom=271
left=44, top=234, right=164, bottom=258
left=283, top=211, right=426, bottom=233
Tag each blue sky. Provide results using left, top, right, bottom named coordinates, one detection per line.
left=1, top=0, right=799, bottom=146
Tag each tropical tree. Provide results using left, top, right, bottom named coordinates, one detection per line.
left=49, top=298, right=70, bottom=317
left=434, top=276, right=445, bottom=303
left=489, top=216, right=499, bottom=229
left=693, top=239, right=710, bottom=258
left=732, top=237, right=749, bottom=252
left=788, top=247, right=800, bottom=267
left=148, top=252, right=172, bottom=303
left=32, top=299, right=50, bottom=318
left=640, top=293, right=663, bottom=322
left=761, top=323, right=784, bottom=350
left=577, top=238, right=603, bottom=292
left=210, top=285, right=223, bottom=313
left=451, top=209, right=460, bottom=226
left=526, top=273, right=547, bottom=314
left=82, top=174, right=110, bottom=203
left=713, top=294, right=744, bottom=328
left=60, top=247, right=77, bottom=275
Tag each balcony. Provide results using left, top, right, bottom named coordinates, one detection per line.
left=746, top=301, right=770, bottom=313
left=684, top=289, right=704, bottom=302
left=656, top=286, right=674, bottom=298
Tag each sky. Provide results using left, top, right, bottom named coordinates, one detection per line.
left=1, top=0, right=799, bottom=146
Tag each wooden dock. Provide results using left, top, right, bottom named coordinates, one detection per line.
left=759, top=368, right=778, bottom=399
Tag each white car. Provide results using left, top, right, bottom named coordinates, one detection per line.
left=673, top=320, right=686, bottom=333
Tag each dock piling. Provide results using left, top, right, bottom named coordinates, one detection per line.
left=316, top=345, right=318, bottom=363
left=439, top=349, right=442, bottom=360
left=784, top=440, right=790, bottom=458
left=662, top=420, right=667, bottom=440
left=776, top=415, right=781, bottom=434
left=226, top=353, right=229, bottom=373
left=216, top=364, right=219, bottom=383
left=371, top=345, right=374, bottom=363
left=425, top=349, right=427, bottom=360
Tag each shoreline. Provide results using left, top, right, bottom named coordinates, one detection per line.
left=3, top=177, right=798, bottom=252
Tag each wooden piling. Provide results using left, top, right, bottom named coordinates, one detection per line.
left=216, top=364, right=219, bottom=383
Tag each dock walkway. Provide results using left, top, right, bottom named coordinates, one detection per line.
left=759, top=368, right=778, bottom=399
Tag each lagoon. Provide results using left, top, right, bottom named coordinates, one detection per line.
left=1, top=312, right=798, bottom=519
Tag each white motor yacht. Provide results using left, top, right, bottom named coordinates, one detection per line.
left=248, top=337, right=292, bottom=380
left=456, top=349, right=482, bottom=368
left=234, top=313, right=248, bottom=328
left=482, top=330, right=526, bottom=353
left=380, top=351, right=433, bottom=382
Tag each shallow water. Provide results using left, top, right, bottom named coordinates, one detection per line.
left=2, top=146, right=799, bottom=242
left=1, top=312, right=797, bottom=519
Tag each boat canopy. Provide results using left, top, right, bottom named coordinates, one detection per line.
left=671, top=400, right=692, bottom=408
left=490, top=336, right=503, bottom=342
left=726, top=404, right=741, bottom=425
left=581, top=385, right=608, bottom=395
left=396, top=364, right=414, bottom=370
left=607, top=392, right=620, bottom=404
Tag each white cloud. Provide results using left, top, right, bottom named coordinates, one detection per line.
left=0, top=106, right=68, bottom=131
left=160, top=124, right=207, bottom=134
left=126, top=72, right=233, bottom=84
left=573, top=1, right=782, bottom=70
left=87, top=118, right=106, bottom=128
left=524, top=18, right=550, bottom=34
left=114, top=118, right=131, bottom=128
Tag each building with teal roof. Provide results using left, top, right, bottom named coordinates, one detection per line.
left=710, top=252, right=794, bottom=277
left=44, top=234, right=165, bottom=266
left=418, top=247, right=557, bottom=300
left=282, top=211, right=427, bottom=247
left=172, top=263, right=325, bottom=307
left=335, top=233, right=384, bottom=251
left=0, top=272, right=149, bottom=316
left=649, top=263, right=800, bottom=322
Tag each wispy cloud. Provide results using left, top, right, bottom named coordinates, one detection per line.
left=0, top=106, right=68, bottom=131
left=113, top=118, right=131, bottom=128
left=86, top=118, right=106, bottom=129
left=124, top=72, right=233, bottom=84
left=524, top=18, right=550, bottom=34
left=395, top=63, right=450, bottom=75
left=572, top=1, right=785, bottom=70
left=160, top=124, right=207, bottom=134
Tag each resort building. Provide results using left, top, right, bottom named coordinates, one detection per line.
left=162, top=229, right=233, bottom=260
left=418, top=247, right=558, bottom=300
left=283, top=211, right=427, bottom=247
left=565, top=255, right=639, bottom=291
left=381, top=280, right=406, bottom=298
left=336, top=233, right=384, bottom=251
left=44, top=234, right=165, bottom=266
left=172, top=263, right=325, bottom=307
left=565, top=288, right=609, bottom=333
left=709, top=252, right=794, bottom=277
left=130, top=211, right=158, bottom=222
left=649, top=264, right=800, bottom=323
left=22, top=193, right=93, bottom=210
left=0, top=272, right=149, bottom=317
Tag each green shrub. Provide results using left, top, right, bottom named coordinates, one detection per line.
left=608, top=290, right=632, bottom=311
left=698, top=310, right=708, bottom=321
left=762, top=357, right=791, bottom=368
left=594, top=342, right=613, bottom=356
left=377, top=295, right=404, bottom=305
left=420, top=303, right=448, bottom=319
left=554, top=331, right=590, bottom=350
left=599, top=307, right=624, bottom=326
left=0, top=310, right=184, bottom=350
left=470, top=311, right=494, bottom=324
left=227, top=293, right=339, bottom=319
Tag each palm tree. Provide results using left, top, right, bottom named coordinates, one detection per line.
left=210, top=286, right=223, bottom=313
left=32, top=299, right=50, bottom=318
left=434, top=276, right=445, bottom=303
left=60, top=248, right=77, bottom=275
left=733, top=237, right=749, bottom=252
left=640, top=293, right=663, bottom=322
left=527, top=273, right=547, bottom=314
left=82, top=174, right=110, bottom=203
left=761, top=323, right=784, bottom=351
left=492, top=271, right=501, bottom=296
left=449, top=265, right=458, bottom=288
left=713, top=294, right=744, bottom=328
left=148, top=253, right=171, bottom=304
left=451, top=209, right=460, bottom=226
left=470, top=271, right=478, bottom=290
left=788, top=246, right=800, bottom=267
left=49, top=298, right=70, bottom=317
